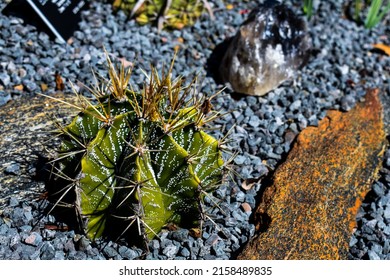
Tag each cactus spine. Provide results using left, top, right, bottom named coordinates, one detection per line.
left=46, top=53, right=227, bottom=244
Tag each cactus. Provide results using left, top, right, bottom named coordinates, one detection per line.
left=113, top=0, right=214, bottom=30
left=45, top=53, right=228, bottom=245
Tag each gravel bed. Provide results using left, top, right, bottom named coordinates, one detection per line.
left=0, top=0, right=389, bottom=260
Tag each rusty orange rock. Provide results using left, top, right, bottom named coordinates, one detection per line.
left=238, top=89, right=386, bottom=260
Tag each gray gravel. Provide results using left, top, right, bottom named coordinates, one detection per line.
left=0, top=0, right=389, bottom=259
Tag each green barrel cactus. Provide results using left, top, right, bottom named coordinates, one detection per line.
left=113, top=0, right=213, bottom=30
left=46, top=53, right=227, bottom=244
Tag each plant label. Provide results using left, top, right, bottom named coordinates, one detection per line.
left=2, top=0, right=88, bottom=43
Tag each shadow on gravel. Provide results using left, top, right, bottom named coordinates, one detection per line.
left=2, top=0, right=56, bottom=41
left=33, top=154, right=84, bottom=234
left=206, top=37, right=232, bottom=85
left=230, top=143, right=294, bottom=259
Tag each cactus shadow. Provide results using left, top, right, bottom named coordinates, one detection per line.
left=34, top=154, right=85, bottom=233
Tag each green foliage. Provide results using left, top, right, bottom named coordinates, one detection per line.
left=46, top=53, right=229, bottom=244
left=113, top=0, right=213, bottom=30
left=303, top=0, right=314, bottom=19
left=364, top=0, right=390, bottom=28
left=354, top=0, right=364, bottom=21
left=302, top=0, right=390, bottom=28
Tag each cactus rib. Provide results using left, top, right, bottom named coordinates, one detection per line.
left=45, top=53, right=227, bottom=245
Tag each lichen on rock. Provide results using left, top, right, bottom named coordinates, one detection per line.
left=238, top=89, right=386, bottom=260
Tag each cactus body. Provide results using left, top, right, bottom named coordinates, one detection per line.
left=48, top=55, right=225, bottom=243
left=113, top=0, right=209, bottom=30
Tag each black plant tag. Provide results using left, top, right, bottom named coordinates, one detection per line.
left=2, top=0, right=88, bottom=43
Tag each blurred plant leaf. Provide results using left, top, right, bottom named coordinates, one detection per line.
left=364, top=0, right=390, bottom=28
left=372, top=43, right=390, bottom=55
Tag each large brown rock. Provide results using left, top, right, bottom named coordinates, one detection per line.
left=238, top=89, right=386, bottom=259
left=219, top=2, right=310, bottom=96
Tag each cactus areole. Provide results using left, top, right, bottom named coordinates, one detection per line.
left=47, top=54, right=226, bottom=244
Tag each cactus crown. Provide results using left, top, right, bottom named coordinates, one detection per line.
left=45, top=52, right=228, bottom=246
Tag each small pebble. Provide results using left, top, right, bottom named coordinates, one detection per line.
left=24, top=232, right=43, bottom=247
left=241, top=202, right=252, bottom=213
